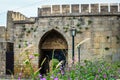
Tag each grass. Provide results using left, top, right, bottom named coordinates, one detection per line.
left=8, top=59, right=120, bottom=80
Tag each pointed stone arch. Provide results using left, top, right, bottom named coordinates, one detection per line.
left=38, top=29, right=68, bottom=74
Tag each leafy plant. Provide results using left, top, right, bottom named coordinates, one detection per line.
left=55, top=26, right=59, bottom=29
left=22, top=25, right=25, bottom=28
left=19, top=45, right=42, bottom=80
left=116, top=35, right=120, bottom=40
left=105, top=47, right=110, bottom=50
left=34, top=35, right=36, bottom=38
left=22, top=25, right=26, bottom=31
left=85, top=27, right=89, bottom=30
left=76, top=30, right=83, bottom=34
left=66, top=24, right=69, bottom=27
left=19, top=40, right=22, bottom=42
left=27, top=30, right=31, bottom=33
left=106, top=36, right=110, bottom=39
left=73, top=17, right=76, bottom=19
left=79, top=27, right=82, bottom=29
left=14, top=46, right=120, bottom=80
left=34, top=29, right=37, bottom=32
left=31, top=28, right=34, bottom=30
left=18, top=44, right=21, bottom=48
left=22, top=27, right=26, bottom=31
left=68, top=17, right=71, bottom=20
left=76, top=23, right=81, bottom=27
left=88, top=20, right=93, bottom=25
left=43, top=30, right=45, bottom=32
left=63, top=26, right=69, bottom=33
left=116, top=35, right=120, bottom=44
left=46, top=60, right=120, bottom=80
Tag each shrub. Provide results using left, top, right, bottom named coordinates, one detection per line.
left=16, top=48, right=120, bottom=80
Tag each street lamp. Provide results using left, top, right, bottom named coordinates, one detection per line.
left=70, top=27, right=76, bottom=64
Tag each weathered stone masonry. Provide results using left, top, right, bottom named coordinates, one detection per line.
left=0, top=3, right=120, bottom=77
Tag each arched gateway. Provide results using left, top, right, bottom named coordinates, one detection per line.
left=39, top=29, right=68, bottom=74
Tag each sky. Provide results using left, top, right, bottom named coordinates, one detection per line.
left=0, top=0, right=120, bottom=26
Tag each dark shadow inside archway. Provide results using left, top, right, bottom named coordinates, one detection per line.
left=39, top=29, right=68, bottom=74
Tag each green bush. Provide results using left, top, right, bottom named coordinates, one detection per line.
left=45, top=60, right=120, bottom=80
left=17, top=49, right=120, bottom=80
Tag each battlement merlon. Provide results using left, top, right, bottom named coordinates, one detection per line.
left=7, top=11, right=36, bottom=25
left=38, top=3, right=120, bottom=16
left=7, top=11, right=28, bottom=21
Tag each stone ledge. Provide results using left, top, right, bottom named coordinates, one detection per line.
left=38, top=13, right=120, bottom=18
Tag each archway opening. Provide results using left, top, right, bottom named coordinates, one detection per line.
left=39, top=29, right=68, bottom=74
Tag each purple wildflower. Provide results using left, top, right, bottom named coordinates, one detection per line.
left=29, top=55, right=34, bottom=59
left=94, top=74, right=98, bottom=80
left=39, top=74, right=42, bottom=79
left=68, top=77, right=72, bottom=80
left=18, top=72, right=22, bottom=80
left=103, top=74, right=107, bottom=78
left=18, top=77, right=21, bottom=80
left=98, top=68, right=101, bottom=72
left=60, top=66, right=63, bottom=70
left=54, top=77, right=59, bottom=80
left=61, top=70, right=64, bottom=75
left=41, top=78, right=46, bottom=80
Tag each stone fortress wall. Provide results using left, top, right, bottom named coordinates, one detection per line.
left=0, top=3, right=120, bottom=77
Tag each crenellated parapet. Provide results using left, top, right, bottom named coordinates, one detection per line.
left=38, top=3, right=120, bottom=16
left=7, top=11, right=27, bottom=21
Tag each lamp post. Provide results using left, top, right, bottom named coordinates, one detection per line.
left=70, top=27, right=76, bottom=64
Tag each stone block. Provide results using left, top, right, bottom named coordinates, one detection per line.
left=112, top=53, right=120, bottom=62
left=71, top=4, right=79, bottom=13
left=93, top=49, right=101, bottom=54
left=94, top=31, right=102, bottom=37
left=52, top=5, right=60, bottom=14
left=110, top=3, right=118, bottom=13
left=0, top=52, right=5, bottom=61
left=100, top=42, right=111, bottom=49
left=111, top=42, right=118, bottom=48
left=100, top=4, right=108, bottom=13
left=93, top=43, right=100, bottom=49
left=91, top=4, right=99, bottom=13
left=104, top=54, right=112, bottom=62
left=62, top=5, right=70, bottom=14
left=41, top=6, right=51, bottom=16
left=102, top=31, right=112, bottom=36
left=0, top=61, right=5, bottom=73
left=112, top=26, right=119, bottom=31
left=111, top=36, right=117, bottom=43
left=112, top=49, right=117, bottom=54
left=103, top=27, right=111, bottom=31
left=84, top=32, right=91, bottom=37
left=94, top=37, right=100, bottom=43
left=99, top=36, right=107, bottom=42
left=81, top=4, right=89, bottom=13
